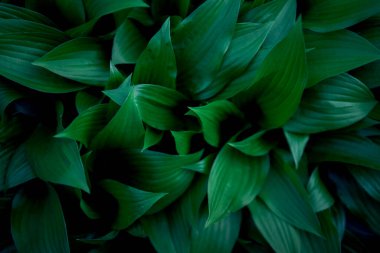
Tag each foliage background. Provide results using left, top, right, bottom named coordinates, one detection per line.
left=0, top=0, right=380, bottom=252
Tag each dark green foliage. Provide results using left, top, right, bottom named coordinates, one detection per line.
left=0, top=0, right=380, bottom=252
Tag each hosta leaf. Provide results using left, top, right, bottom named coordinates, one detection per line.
left=199, top=22, right=271, bottom=100
left=191, top=207, right=241, bottom=253
left=11, top=183, right=69, bottom=253
left=143, top=127, right=163, bottom=150
left=26, top=126, right=89, bottom=192
left=222, top=0, right=297, bottom=99
left=249, top=199, right=302, bottom=253
left=229, top=130, right=275, bottom=157
left=237, top=19, right=307, bottom=128
left=55, top=104, right=109, bottom=147
left=0, top=3, right=55, bottom=25
left=134, top=84, right=189, bottom=130
left=0, top=80, right=26, bottom=117
left=305, top=29, right=380, bottom=87
left=96, top=149, right=202, bottom=213
left=284, top=130, right=309, bottom=168
left=92, top=88, right=145, bottom=149
left=259, top=153, right=321, bottom=235
left=5, top=144, right=35, bottom=189
left=100, top=179, right=166, bottom=230
left=303, top=0, right=380, bottom=32
left=75, top=91, right=101, bottom=114
left=172, top=0, right=240, bottom=98
left=34, top=37, right=109, bottom=86
left=183, top=154, right=215, bottom=174
left=133, top=19, right=176, bottom=89
left=350, top=166, right=380, bottom=202
left=83, top=0, right=148, bottom=20
left=286, top=74, right=377, bottom=134
left=189, top=100, right=242, bottom=147
left=112, top=19, right=147, bottom=65
left=171, top=130, right=198, bottom=155
left=0, top=19, right=85, bottom=93
left=208, top=144, right=269, bottom=224
left=103, top=75, right=131, bottom=105
left=307, top=169, right=334, bottom=213
left=55, top=0, right=85, bottom=26
left=309, top=134, right=380, bottom=170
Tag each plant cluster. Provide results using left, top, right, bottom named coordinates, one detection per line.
left=0, top=0, right=380, bottom=252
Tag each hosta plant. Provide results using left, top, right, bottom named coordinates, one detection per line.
left=1, top=0, right=380, bottom=252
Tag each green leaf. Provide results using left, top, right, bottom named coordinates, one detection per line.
left=236, top=19, right=307, bottom=128
left=34, top=37, right=109, bottom=86
left=134, top=84, right=189, bottom=130
left=350, top=166, right=380, bottom=202
left=26, top=126, right=89, bottom=192
left=143, top=127, right=164, bottom=150
left=55, top=104, right=109, bottom=147
left=303, top=0, right=380, bottom=32
left=100, top=179, right=166, bottom=230
left=208, top=144, right=269, bottom=224
left=112, top=19, right=147, bottom=65
left=5, top=144, right=35, bottom=189
left=11, top=183, right=69, bottom=253
left=171, top=130, right=198, bottom=155
left=55, top=0, right=85, bottom=26
left=305, top=29, right=380, bottom=87
left=189, top=100, right=242, bottom=147
left=83, top=0, right=149, bottom=20
left=0, top=19, right=85, bottom=93
left=229, top=130, right=276, bottom=157
left=92, top=88, right=145, bottom=149
left=198, top=22, right=271, bottom=100
left=0, top=2, right=55, bottom=25
left=309, top=134, right=380, bottom=170
left=0, top=80, right=26, bottom=117
left=103, top=75, right=131, bottom=105
left=107, top=149, right=202, bottom=213
left=249, top=199, right=302, bottom=253
left=285, top=74, right=377, bottom=134
left=75, top=91, right=101, bottom=114
left=284, top=130, right=309, bottom=168
left=307, top=169, right=334, bottom=213
left=132, top=19, right=176, bottom=89
left=172, top=0, right=240, bottom=98
left=259, top=152, right=321, bottom=235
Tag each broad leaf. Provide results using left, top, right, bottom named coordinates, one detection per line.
left=11, top=183, right=69, bottom=253
left=303, top=0, right=380, bottom=32
left=0, top=19, right=85, bottom=93
left=189, top=100, right=242, bottom=147
left=92, top=88, right=145, bottom=149
left=55, top=0, right=85, bottom=26
left=172, top=0, right=240, bottom=98
left=309, top=134, right=380, bottom=170
left=229, top=130, right=275, bottom=157
left=134, top=84, right=189, bottom=130
left=305, top=29, right=380, bottom=87
left=350, top=166, right=380, bottom=202
left=284, top=130, right=309, bottom=168
left=83, top=0, right=148, bottom=20
left=0, top=80, right=26, bottom=117
left=75, top=91, right=101, bottom=114
left=133, top=19, right=177, bottom=89
left=100, top=179, right=166, bottom=230
left=143, top=127, right=163, bottom=150
left=249, top=199, right=302, bottom=253
left=55, top=104, right=109, bottom=147
left=103, top=75, right=132, bottom=105
left=34, top=37, right=109, bottom=86
left=286, top=74, right=377, bottom=134
left=26, top=126, right=89, bottom=192
left=171, top=130, right=198, bottom=155
left=112, top=19, right=147, bottom=65
left=208, top=145, right=269, bottom=224
left=236, top=19, right=307, bottom=128
left=307, top=169, right=334, bottom=213
left=259, top=152, right=321, bottom=235
left=0, top=3, right=55, bottom=25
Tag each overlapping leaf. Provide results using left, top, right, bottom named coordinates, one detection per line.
left=229, top=130, right=275, bottom=157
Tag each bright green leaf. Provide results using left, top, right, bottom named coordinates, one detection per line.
left=143, top=127, right=164, bottom=150
left=11, top=183, right=69, bottom=253
left=229, top=130, right=276, bottom=157
left=34, top=37, right=109, bottom=86
left=208, top=144, right=269, bottom=224
left=171, top=130, right=198, bottom=155
left=133, top=19, right=177, bottom=89
left=284, top=130, right=309, bottom=168
left=307, top=169, right=334, bottom=212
